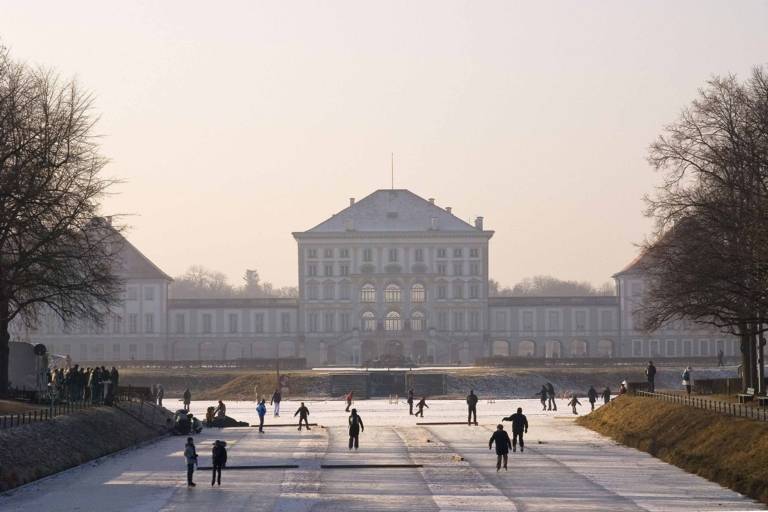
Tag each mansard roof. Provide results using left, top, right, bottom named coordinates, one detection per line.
left=295, top=189, right=492, bottom=237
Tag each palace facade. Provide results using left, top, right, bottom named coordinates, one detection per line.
left=14, top=189, right=739, bottom=365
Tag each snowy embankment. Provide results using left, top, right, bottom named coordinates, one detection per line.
left=0, top=406, right=167, bottom=491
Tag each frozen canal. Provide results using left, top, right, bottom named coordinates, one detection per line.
left=1, top=399, right=764, bottom=511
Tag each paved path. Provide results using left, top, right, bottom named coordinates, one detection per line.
left=0, top=399, right=763, bottom=511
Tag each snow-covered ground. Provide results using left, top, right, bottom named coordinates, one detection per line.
left=0, top=399, right=763, bottom=511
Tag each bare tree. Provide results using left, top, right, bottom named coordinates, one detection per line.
left=490, top=275, right=615, bottom=297
left=0, top=47, right=122, bottom=394
left=640, top=66, right=768, bottom=392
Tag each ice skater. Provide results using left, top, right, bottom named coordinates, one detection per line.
left=271, top=389, right=282, bottom=416
left=345, top=391, right=354, bottom=412
left=415, top=397, right=429, bottom=417
left=502, top=407, right=528, bottom=452
left=587, top=386, right=597, bottom=411
left=184, top=437, right=198, bottom=487
left=546, top=382, right=557, bottom=411
left=407, top=388, right=414, bottom=415
left=348, top=408, right=364, bottom=450
left=256, top=399, right=267, bottom=433
left=488, top=424, right=512, bottom=471
left=211, top=440, right=227, bottom=486
left=294, top=402, right=311, bottom=430
left=466, top=389, right=478, bottom=426
left=568, top=395, right=582, bottom=415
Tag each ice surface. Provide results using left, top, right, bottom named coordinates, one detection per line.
left=0, top=399, right=763, bottom=511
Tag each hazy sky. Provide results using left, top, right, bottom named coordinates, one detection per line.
left=2, top=1, right=767, bottom=288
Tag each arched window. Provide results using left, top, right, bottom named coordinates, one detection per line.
left=384, top=311, right=402, bottom=331
left=411, top=283, right=425, bottom=303
left=360, top=284, right=376, bottom=303
left=362, top=311, right=376, bottom=331
left=384, top=284, right=401, bottom=303
left=411, top=311, right=425, bottom=331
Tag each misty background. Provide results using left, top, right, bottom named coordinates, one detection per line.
left=1, top=1, right=767, bottom=292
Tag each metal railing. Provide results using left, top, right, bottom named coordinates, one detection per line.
left=635, top=390, right=768, bottom=422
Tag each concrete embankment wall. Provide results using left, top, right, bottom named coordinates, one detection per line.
left=577, top=396, right=768, bottom=505
left=0, top=406, right=168, bottom=492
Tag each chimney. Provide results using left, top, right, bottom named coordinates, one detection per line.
left=475, top=216, right=484, bottom=230
left=428, top=198, right=435, bottom=204
left=445, top=206, right=452, bottom=214
left=349, top=198, right=355, bottom=206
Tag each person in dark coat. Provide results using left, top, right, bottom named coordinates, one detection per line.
left=646, top=360, right=657, bottom=393
left=502, top=407, right=528, bottom=452
left=415, top=397, right=429, bottom=417
left=294, top=402, right=310, bottom=430
left=271, top=389, right=282, bottom=416
left=466, top=389, right=479, bottom=426
left=348, top=408, right=364, bottom=450
left=488, top=424, right=512, bottom=471
left=183, top=388, right=192, bottom=411
left=546, top=382, right=557, bottom=411
left=211, top=440, right=227, bottom=486
left=407, top=388, right=414, bottom=415
left=602, top=386, right=611, bottom=404
left=587, top=386, right=598, bottom=411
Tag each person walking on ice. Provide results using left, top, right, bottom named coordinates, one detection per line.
left=502, top=407, right=528, bottom=452
left=415, top=397, right=429, bottom=417
left=348, top=408, right=364, bottom=450
left=587, top=386, right=598, bottom=411
left=211, top=440, right=227, bottom=486
left=568, top=395, right=582, bottom=415
left=184, top=437, right=198, bottom=487
left=271, top=389, right=282, bottom=416
left=466, top=389, right=478, bottom=426
left=294, top=402, right=311, bottom=430
left=407, top=388, right=415, bottom=415
left=345, top=391, right=354, bottom=412
left=488, top=424, right=512, bottom=471
left=182, top=388, right=191, bottom=411
left=256, top=399, right=267, bottom=433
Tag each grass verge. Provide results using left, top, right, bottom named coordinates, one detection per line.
left=577, top=395, right=768, bottom=504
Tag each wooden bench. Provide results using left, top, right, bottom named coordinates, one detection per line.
left=737, top=387, right=755, bottom=403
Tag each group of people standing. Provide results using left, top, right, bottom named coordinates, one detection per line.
left=48, top=364, right=119, bottom=404
left=184, top=437, right=228, bottom=487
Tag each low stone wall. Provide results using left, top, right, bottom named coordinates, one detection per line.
left=0, top=405, right=168, bottom=491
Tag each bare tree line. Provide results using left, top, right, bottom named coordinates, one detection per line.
left=170, top=265, right=298, bottom=299
left=490, top=276, right=615, bottom=297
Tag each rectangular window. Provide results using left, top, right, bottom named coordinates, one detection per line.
left=308, top=248, right=317, bottom=258
left=469, top=311, right=480, bottom=331
left=324, top=312, right=335, bottom=332
left=437, top=263, right=447, bottom=275
left=414, top=248, right=424, bottom=262
left=307, top=284, right=319, bottom=300
left=363, top=248, right=373, bottom=262
left=112, top=315, right=123, bottom=334
left=175, top=313, right=185, bottom=334
left=228, top=313, right=239, bottom=333
left=144, top=313, right=153, bottom=333
left=469, top=262, right=479, bottom=276
left=469, top=284, right=479, bottom=299
left=145, top=343, right=154, bottom=359
left=547, top=311, right=560, bottom=331
left=522, top=311, right=534, bottom=331
left=340, top=313, right=350, bottom=332
left=453, top=311, right=464, bottom=331
left=437, top=248, right=447, bottom=258
left=308, top=313, right=319, bottom=332
left=144, top=286, right=155, bottom=301
left=127, top=287, right=138, bottom=300
left=470, top=248, right=479, bottom=258
left=437, top=285, right=447, bottom=299
left=575, top=311, right=587, bottom=331
left=281, top=312, right=291, bottom=332
left=128, top=313, right=138, bottom=334
left=324, top=264, right=333, bottom=277
left=202, top=313, right=212, bottom=334
left=339, top=282, right=351, bottom=300
left=600, top=310, right=614, bottom=330
left=128, top=344, right=137, bottom=360
left=113, top=344, right=121, bottom=359
left=666, top=339, right=676, bottom=356
left=340, top=248, right=349, bottom=258
left=254, top=313, right=264, bottom=333
left=388, top=248, right=398, bottom=262
left=323, top=283, right=335, bottom=300
left=340, top=264, right=350, bottom=276
left=453, top=262, right=463, bottom=276
left=438, top=311, right=448, bottom=331
left=453, top=248, right=463, bottom=258
left=324, top=248, right=333, bottom=258
left=453, top=282, right=464, bottom=299
left=308, top=264, right=317, bottom=276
